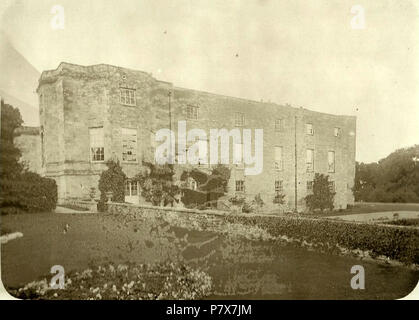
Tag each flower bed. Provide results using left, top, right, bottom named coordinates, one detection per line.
left=225, top=215, right=419, bottom=265
left=9, top=263, right=212, bottom=300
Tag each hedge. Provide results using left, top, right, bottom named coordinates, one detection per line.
left=0, top=172, right=57, bottom=214
left=181, top=189, right=224, bottom=208
left=225, top=215, right=419, bottom=265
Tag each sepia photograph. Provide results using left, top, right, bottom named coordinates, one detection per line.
left=0, top=0, right=418, bottom=305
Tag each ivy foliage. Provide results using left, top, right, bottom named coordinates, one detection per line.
left=181, top=164, right=231, bottom=208
left=134, top=162, right=180, bottom=207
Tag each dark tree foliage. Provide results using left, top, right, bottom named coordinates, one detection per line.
left=305, top=173, right=335, bottom=212
left=0, top=103, right=57, bottom=214
left=134, top=162, right=180, bottom=207
left=354, top=145, right=419, bottom=203
left=98, top=160, right=127, bottom=211
left=0, top=103, right=23, bottom=179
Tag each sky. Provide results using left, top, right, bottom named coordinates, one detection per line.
left=0, top=0, right=418, bottom=163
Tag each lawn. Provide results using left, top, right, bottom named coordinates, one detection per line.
left=2, top=211, right=419, bottom=299
left=314, top=202, right=419, bottom=217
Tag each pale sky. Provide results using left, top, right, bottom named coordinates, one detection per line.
left=1, top=0, right=418, bottom=163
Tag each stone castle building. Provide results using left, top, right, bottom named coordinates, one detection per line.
left=21, top=62, right=355, bottom=211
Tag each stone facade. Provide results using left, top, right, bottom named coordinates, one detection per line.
left=35, top=62, right=356, bottom=211
left=13, top=126, right=42, bottom=174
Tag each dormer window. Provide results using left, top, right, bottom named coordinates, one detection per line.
left=120, top=88, right=136, bottom=106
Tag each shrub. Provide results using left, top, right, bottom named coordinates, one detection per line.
left=305, top=173, right=335, bottom=212
left=225, top=215, right=419, bottom=265
left=98, top=160, right=126, bottom=212
left=273, top=192, right=286, bottom=205
left=242, top=201, right=254, bottom=213
left=1, top=172, right=57, bottom=214
left=181, top=189, right=223, bottom=209
left=228, top=195, right=246, bottom=207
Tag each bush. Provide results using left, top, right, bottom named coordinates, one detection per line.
left=98, top=160, right=127, bottom=212
left=0, top=172, right=57, bottom=214
left=181, top=189, right=223, bottom=209
left=305, top=173, right=335, bottom=212
left=225, top=215, right=419, bottom=265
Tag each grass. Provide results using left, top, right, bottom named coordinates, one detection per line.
left=2, top=210, right=419, bottom=299
left=310, top=202, right=419, bottom=217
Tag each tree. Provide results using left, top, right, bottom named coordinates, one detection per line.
left=354, top=145, right=419, bottom=203
left=1, top=102, right=57, bottom=214
left=98, top=160, right=127, bottom=211
left=0, top=103, right=23, bottom=179
left=305, top=173, right=335, bottom=212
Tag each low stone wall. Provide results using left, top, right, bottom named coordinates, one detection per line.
left=107, top=202, right=419, bottom=267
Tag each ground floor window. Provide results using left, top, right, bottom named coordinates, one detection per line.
left=125, top=180, right=139, bottom=196
left=275, top=180, right=283, bottom=193
left=235, top=180, right=245, bottom=192
left=307, top=181, right=313, bottom=192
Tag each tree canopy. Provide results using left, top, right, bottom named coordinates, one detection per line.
left=354, top=145, right=419, bottom=203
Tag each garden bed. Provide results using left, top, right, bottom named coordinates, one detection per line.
left=8, top=262, right=212, bottom=300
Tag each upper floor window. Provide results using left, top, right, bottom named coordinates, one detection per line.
left=120, top=88, right=136, bottom=106
left=236, top=180, right=245, bottom=192
left=89, top=127, right=104, bottom=162
left=306, top=123, right=314, bottom=135
left=328, top=151, right=335, bottom=173
left=275, top=119, right=284, bottom=132
left=122, top=128, right=137, bottom=162
left=306, top=148, right=314, bottom=172
left=334, top=127, right=341, bottom=137
left=274, top=146, right=283, bottom=171
left=187, top=105, right=199, bottom=120
left=235, top=112, right=245, bottom=127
